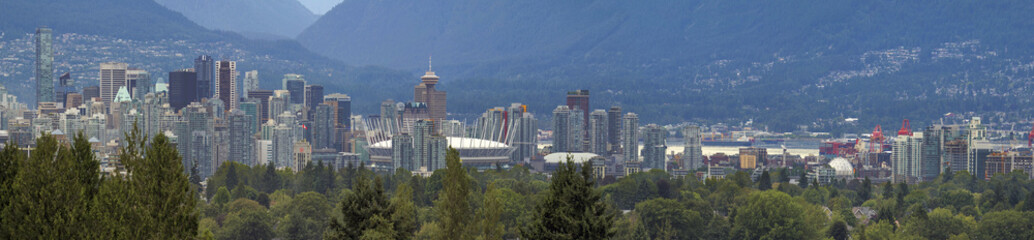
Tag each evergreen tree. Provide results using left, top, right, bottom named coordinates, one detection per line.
left=261, top=163, right=280, bottom=193
left=325, top=172, right=390, bottom=240
left=477, top=183, right=504, bottom=240
left=799, top=170, right=809, bottom=188
left=859, top=177, right=872, bottom=202
left=758, top=170, right=772, bottom=190
left=437, top=147, right=473, bottom=239
left=128, top=133, right=199, bottom=239
left=829, top=220, right=849, bottom=240
left=521, top=158, right=614, bottom=239
left=225, top=162, right=239, bottom=190
left=390, top=183, right=418, bottom=240
left=0, top=139, right=24, bottom=239
left=2, top=133, right=84, bottom=238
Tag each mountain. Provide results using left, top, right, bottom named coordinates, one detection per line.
left=155, top=0, right=318, bottom=38
left=0, top=0, right=412, bottom=113
left=296, top=0, right=343, bottom=15
left=298, top=0, right=1034, bottom=131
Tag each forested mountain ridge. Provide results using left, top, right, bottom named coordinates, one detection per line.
left=0, top=0, right=413, bottom=113
left=300, top=0, right=1034, bottom=130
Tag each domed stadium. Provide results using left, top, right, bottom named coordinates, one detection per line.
left=828, top=157, right=854, bottom=177
left=367, top=137, right=515, bottom=167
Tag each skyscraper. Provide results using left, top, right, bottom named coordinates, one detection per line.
left=228, top=109, right=255, bottom=166
left=324, top=93, right=351, bottom=129
left=566, top=90, right=589, bottom=135
left=82, top=86, right=100, bottom=102
left=126, top=68, right=151, bottom=99
left=247, top=89, right=274, bottom=122
left=168, top=69, right=197, bottom=111
left=893, top=133, right=923, bottom=183
left=552, top=105, right=571, bottom=152
left=214, top=61, right=237, bottom=110
left=194, top=55, right=214, bottom=100
left=622, top=113, right=639, bottom=163
left=312, top=104, right=334, bottom=150
left=392, top=133, right=415, bottom=171
left=283, top=74, right=305, bottom=104
left=642, top=124, right=667, bottom=170
left=35, top=27, right=55, bottom=107
left=607, top=106, right=622, bottom=154
left=56, top=72, right=74, bottom=105
left=242, top=70, right=259, bottom=99
left=589, top=110, right=608, bottom=156
left=512, top=111, right=538, bottom=163
left=305, top=84, right=324, bottom=112
left=99, top=62, right=128, bottom=103
left=414, top=64, right=447, bottom=121
left=682, top=125, right=703, bottom=170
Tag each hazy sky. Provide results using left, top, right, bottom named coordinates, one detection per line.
left=296, top=0, right=343, bottom=15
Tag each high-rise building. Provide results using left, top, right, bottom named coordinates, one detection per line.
left=82, top=86, right=100, bottom=102
left=305, top=84, right=323, bottom=111
left=56, top=72, right=75, bottom=105
left=568, top=108, right=585, bottom=152
left=380, top=99, right=401, bottom=134
left=35, top=27, right=55, bottom=107
left=607, top=106, right=622, bottom=154
left=228, top=109, right=255, bottom=166
left=324, top=93, right=351, bottom=129
left=622, top=113, right=639, bottom=162
left=642, top=124, right=667, bottom=170
left=967, top=117, right=991, bottom=180
left=682, top=125, right=703, bottom=170
left=414, top=65, right=447, bottom=121
left=392, top=133, right=415, bottom=171
left=65, top=93, right=83, bottom=109
left=243, top=70, right=259, bottom=99
left=214, top=61, right=237, bottom=110
left=552, top=105, right=571, bottom=152
left=293, top=140, right=312, bottom=170
left=194, top=55, right=214, bottom=100
left=312, top=104, right=334, bottom=149
left=589, top=110, right=608, bottom=156
left=126, top=69, right=151, bottom=99
left=566, top=90, right=589, bottom=132
left=247, top=89, right=274, bottom=121
left=893, top=133, right=924, bottom=183
left=272, top=123, right=294, bottom=169
left=512, top=112, right=538, bottom=163
left=99, top=62, right=128, bottom=103
left=283, top=74, right=305, bottom=104
left=168, top=69, right=197, bottom=111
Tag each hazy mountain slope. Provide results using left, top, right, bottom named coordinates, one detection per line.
left=0, top=0, right=412, bottom=112
left=298, top=0, right=1034, bottom=130
left=155, top=0, right=318, bottom=38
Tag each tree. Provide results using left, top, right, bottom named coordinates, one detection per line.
left=217, top=199, right=275, bottom=240
left=476, top=184, right=504, bottom=240
left=635, top=198, right=705, bottom=239
left=1, top=133, right=84, bottom=238
left=213, top=187, right=232, bottom=206
left=390, top=183, right=418, bottom=240
left=260, top=164, right=281, bottom=193
left=437, top=148, right=473, bottom=239
left=127, top=132, right=199, bottom=239
left=758, top=170, right=772, bottom=191
left=0, top=139, right=25, bottom=239
left=225, top=163, right=239, bottom=190
left=325, top=172, right=390, bottom=240
left=521, top=159, right=614, bottom=239
left=859, top=177, right=872, bottom=202
left=829, top=220, right=849, bottom=240
left=732, top=191, right=820, bottom=239
left=974, top=210, right=1034, bottom=240
left=902, top=208, right=976, bottom=240
left=277, top=192, right=331, bottom=240
left=799, top=170, right=809, bottom=188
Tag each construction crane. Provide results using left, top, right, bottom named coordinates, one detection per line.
left=897, top=119, right=912, bottom=136
left=1028, top=123, right=1034, bottom=148
left=869, top=125, right=884, bottom=153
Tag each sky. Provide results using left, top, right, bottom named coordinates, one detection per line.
left=296, top=0, right=343, bottom=15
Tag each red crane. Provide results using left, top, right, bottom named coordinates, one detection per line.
left=1028, top=123, right=1034, bottom=147
left=897, top=119, right=912, bottom=136
left=869, top=125, right=884, bottom=153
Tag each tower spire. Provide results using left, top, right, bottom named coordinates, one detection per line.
left=428, top=55, right=433, bottom=72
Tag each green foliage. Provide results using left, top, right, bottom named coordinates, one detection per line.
left=324, top=173, right=390, bottom=240
left=829, top=220, right=849, bottom=240
left=758, top=170, right=772, bottom=191
left=390, top=183, right=418, bottom=240
left=902, top=208, right=976, bottom=240
left=277, top=192, right=331, bottom=240
left=437, top=148, right=473, bottom=239
left=521, top=159, right=614, bottom=239
left=732, top=190, right=820, bottom=239
left=635, top=198, right=705, bottom=239
left=217, top=199, right=275, bottom=240
left=974, top=210, right=1034, bottom=240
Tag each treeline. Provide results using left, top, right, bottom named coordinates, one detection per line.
left=7, top=128, right=1034, bottom=239
left=0, top=128, right=196, bottom=239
